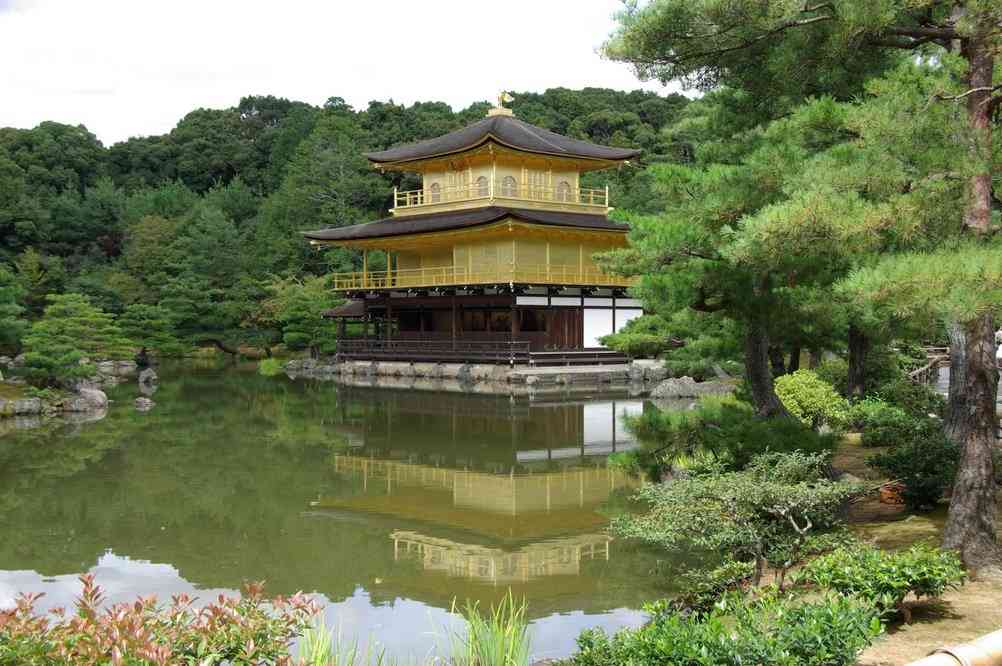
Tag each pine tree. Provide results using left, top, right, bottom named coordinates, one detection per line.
left=22, top=293, right=134, bottom=387
left=0, top=264, right=27, bottom=354
left=118, top=304, right=187, bottom=358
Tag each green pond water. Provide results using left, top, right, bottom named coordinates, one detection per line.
left=0, top=363, right=673, bottom=661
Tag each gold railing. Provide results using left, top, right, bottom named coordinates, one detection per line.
left=393, top=180, right=609, bottom=211
left=330, top=263, right=635, bottom=290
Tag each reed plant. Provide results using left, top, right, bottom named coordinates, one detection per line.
left=447, top=591, right=531, bottom=666
left=298, top=617, right=395, bottom=666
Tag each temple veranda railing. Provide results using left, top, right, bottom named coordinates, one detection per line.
left=392, top=179, right=609, bottom=212
left=330, top=263, right=635, bottom=290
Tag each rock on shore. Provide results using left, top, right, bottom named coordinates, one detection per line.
left=650, top=376, right=735, bottom=400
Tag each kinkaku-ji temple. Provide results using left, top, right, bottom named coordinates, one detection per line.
left=304, top=94, right=644, bottom=366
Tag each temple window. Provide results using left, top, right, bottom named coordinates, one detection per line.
left=501, top=176, right=519, bottom=197
left=556, top=181, right=572, bottom=202
left=476, top=175, right=489, bottom=196
left=429, top=182, right=442, bottom=203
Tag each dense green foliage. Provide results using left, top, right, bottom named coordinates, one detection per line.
left=627, top=396, right=838, bottom=476
left=800, top=545, right=966, bottom=620
left=0, top=89, right=688, bottom=355
left=613, top=451, right=862, bottom=585
left=569, top=593, right=882, bottom=666
left=774, top=370, right=849, bottom=430
left=21, top=294, right=133, bottom=386
left=0, top=265, right=27, bottom=354
left=867, top=420, right=960, bottom=511
left=847, top=398, right=911, bottom=443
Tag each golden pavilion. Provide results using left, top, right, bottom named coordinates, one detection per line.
left=304, top=96, right=643, bottom=364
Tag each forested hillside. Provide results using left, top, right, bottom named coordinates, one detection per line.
left=0, top=88, right=688, bottom=355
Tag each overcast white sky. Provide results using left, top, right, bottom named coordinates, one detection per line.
left=0, top=0, right=680, bottom=146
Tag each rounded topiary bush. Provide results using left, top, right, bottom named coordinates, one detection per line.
left=775, top=370, right=849, bottom=430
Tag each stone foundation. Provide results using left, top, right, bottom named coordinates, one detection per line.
left=284, top=357, right=667, bottom=396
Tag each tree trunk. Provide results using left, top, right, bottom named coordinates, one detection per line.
left=788, top=345, right=801, bottom=373
left=847, top=324, right=869, bottom=398
left=945, top=321, right=970, bottom=443
left=808, top=348, right=822, bottom=369
left=961, top=30, right=994, bottom=234
left=769, top=345, right=787, bottom=377
left=942, top=26, right=1000, bottom=570
left=942, top=313, right=1000, bottom=569
left=744, top=319, right=791, bottom=418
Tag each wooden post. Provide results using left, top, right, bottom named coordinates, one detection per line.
left=451, top=295, right=457, bottom=350
left=362, top=250, right=369, bottom=288
left=386, top=297, right=393, bottom=341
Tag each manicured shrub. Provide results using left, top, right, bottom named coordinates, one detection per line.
left=21, top=293, right=134, bottom=387
left=815, top=358, right=849, bottom=395
left=875, top=376, right=945, bottom=417
left=799, top=544, right=966, bottom=621
left=599, top=331, right=668, bottom=359
left=627, top=395, right=839, bottom=475
left=670, top=559, right=755, bottom=613
left=613, top=451, right=863, bottom=587
left=0, top=575, right=318, bottom=665
left=848, top=397, right=907, bottom=431
left=866, top=420, right=959, bottom=511
left=775, top=370, right=850, bottom=430
left=568, top=593, right=882, bottom=666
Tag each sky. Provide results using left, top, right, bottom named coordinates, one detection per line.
left=0, top=0, right=681, bottom=146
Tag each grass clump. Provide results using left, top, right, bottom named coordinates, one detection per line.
left=258, top=357, right=285, bottom=376
left=448, top=592, right=531, bottom=666
left=298, top=618, right=394, bottom=666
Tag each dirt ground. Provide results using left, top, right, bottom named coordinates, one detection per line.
left=835, top=435, right=1002, bottom=664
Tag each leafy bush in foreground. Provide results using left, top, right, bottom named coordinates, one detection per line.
left=797, top=544, right=961, bottom=620
left=800, top=544, right=966, bottom=622
left=866, top=419, right=959, bottom=511
left=613, top=451, right=863, bottom=586
left=0, top=574, right=318, bottom=665
left=568, top=593, right=882, bottom=666
left=847, top=398, right=910, bottom=437
left=775, top=370, right=850, bottom=430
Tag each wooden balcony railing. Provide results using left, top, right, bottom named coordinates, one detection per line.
left=330, top=263, right=635, bottom=291
left=393, top=179, right=609, bottom=212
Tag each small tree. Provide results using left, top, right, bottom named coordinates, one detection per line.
left=0, top=264, right=27, bottom=354
left=119, top=303, right=187, bottom=358
left=22, top=293, right=134, bottom=387
left=258, top=275, right=340, bottom=354
left=613, top=451, right=863, bottom=587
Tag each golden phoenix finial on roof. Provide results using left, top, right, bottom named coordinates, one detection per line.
left=498, top=90, right=515, bottom=109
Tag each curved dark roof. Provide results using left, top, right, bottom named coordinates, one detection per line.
left=303, top=207, right=629, bottom=242
left=322, top=300, right=366, bottom=319
left=364, top=115, right=641, bottom=164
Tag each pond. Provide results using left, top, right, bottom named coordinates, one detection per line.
left=0, top=364, right=673, bottom=661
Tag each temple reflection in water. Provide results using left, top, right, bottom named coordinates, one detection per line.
left=314, top=386, right=646, bottom=587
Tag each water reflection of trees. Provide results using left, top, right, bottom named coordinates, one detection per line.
left=0, top=367, right=667, bottom=617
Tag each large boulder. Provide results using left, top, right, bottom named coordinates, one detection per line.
left=631, top=359, right=669, bottom=383
left=138, top=367, right=158, bottom=386
left=1, top=397, right=43, bottom=415
left=64, top=388, right=108, bottom=412
left=650, top=376, right=735, bottom=400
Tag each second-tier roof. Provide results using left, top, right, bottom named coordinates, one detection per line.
left=363, top=114, right=641, bottom=166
